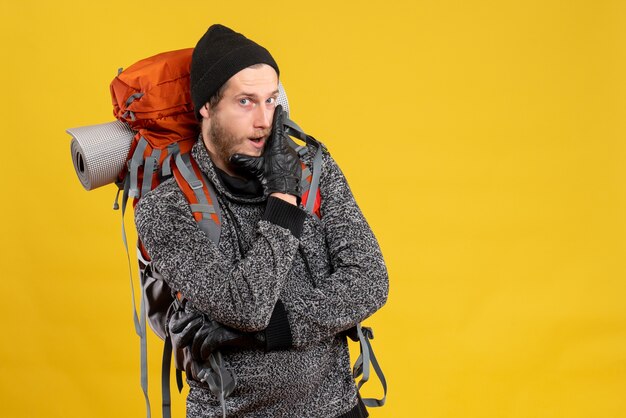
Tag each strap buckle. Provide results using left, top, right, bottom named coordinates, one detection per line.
left=189, top=179, right=203, bottom=190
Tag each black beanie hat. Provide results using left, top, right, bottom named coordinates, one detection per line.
left=190, top=24, right=280, bottom=120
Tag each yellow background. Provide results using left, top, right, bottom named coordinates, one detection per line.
left=1, top=0, right=625, bottom=417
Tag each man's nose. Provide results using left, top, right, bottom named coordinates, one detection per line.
left=253, top=104, right=273, bottom=129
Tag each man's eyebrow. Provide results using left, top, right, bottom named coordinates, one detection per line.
left=235, top=89, right=280, bottom=98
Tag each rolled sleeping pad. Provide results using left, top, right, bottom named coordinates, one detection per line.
left=67, top=121, right=134, bottom=191
left=67, top=80, right=291, bottom=191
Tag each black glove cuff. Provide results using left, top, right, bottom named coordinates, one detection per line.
left=262, top=196, right=306, bottom=238
left=264, top=300, right=293, bottom=351
left=266, top=175, right=302, bottom=204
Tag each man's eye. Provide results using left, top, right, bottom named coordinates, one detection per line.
left=266, top=97, right=276, bottom=105
left=239, top=98, right=250, bottom=105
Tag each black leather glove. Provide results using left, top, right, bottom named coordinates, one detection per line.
left=231, top=105, right=302, bottom=202
left=191, top=318, right=265, bottom=361
left=168, top=304, right=264, bottom=361
left=344, top=326, right=360, bottom=342
left=168, top=305, right=204, bottom=350
left=342, top=325, right=374, bottom=342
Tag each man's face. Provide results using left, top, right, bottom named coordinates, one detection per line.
left=200, top=64, right=279, bottom=175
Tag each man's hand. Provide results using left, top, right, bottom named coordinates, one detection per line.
left=168, top=307, right=204, bottom=350
left=231, top=105, right=302, bottom=203
left=168, top=304, right=264, bottom=361
left=190, top=320, right=265, bottom=361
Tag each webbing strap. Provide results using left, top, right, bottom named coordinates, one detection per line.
left=286, top=136, right=307, bottom=157
left=113, top=183, right=123, bottom=210
left=129, top=137, right=149, bottom=199
left=120, top=173, right=151, bottom=418
left=125, top=92, right=145, bottom=107
left=162, top=337, right=173, bottom=418
left=296, top=145, right=307, bottom=157
left=283, top=118, right=305, bottom=137
left=175, top=152, right=203, bottom=190
left=300, top=167, right=312, bottom=194
left=161, top=143, right=180, bottom=178
left=139, top=272, right=150, bottom=416
left=141, top=148, right=161, bottom=198
left=198, top=352, right=236, bottom=418
left=284, top=118, right=326, bottom=151
left=122, top=110, right=137, bottom=121
left=305, top=145, right=323, bottom=213
left=353, top=324, right=387, bottom=407
left=202, top=172, right=223, bottom=235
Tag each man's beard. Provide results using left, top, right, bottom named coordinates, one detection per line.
left=206, top=114, right=269, bottom=175
left=207, top=116, right=247, bottom=172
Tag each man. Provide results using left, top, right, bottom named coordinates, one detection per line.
left=135, top=24, right=388, bottom=418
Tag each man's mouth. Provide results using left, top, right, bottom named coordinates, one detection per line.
left=248, top=136, right=266, bottom=149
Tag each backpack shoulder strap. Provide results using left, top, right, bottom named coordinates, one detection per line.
left=171, top=152, right=222, bottom=244
left=284, top=118, right=323, bottom=219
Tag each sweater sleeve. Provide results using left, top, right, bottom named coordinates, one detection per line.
left=135, top=184, right=303, bottom=332
left=279, top=153, right=390, bottom=348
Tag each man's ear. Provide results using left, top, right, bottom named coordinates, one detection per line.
left=199, top=103, right=210, bottom=119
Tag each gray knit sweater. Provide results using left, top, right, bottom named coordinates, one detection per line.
left=135, top=139, right=388, bottom=417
